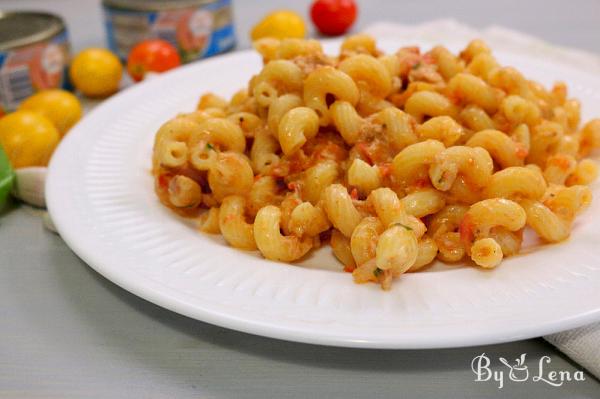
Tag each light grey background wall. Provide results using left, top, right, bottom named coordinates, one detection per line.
left=2, top=0, right=600, bottom=53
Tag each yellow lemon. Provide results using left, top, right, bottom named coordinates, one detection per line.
left=19, top=89, right=83, bottom=136
left=251, top=10, right=306, bottom=40
left=70, top=48, right=122, bottom=98
left=0, top=110, right=61, bottom=168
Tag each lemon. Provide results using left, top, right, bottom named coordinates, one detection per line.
left=19, top=89, right=83, bottom=136
left=70, top=48, right=122, bottom=98
left=251, top=10, right=306, bottom=40
left=0, top=111, right=61, bottom=168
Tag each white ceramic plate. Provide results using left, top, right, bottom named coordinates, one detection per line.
left=46, top=39, right=600, bottom=348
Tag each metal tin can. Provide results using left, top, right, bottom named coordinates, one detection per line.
left=102, top=0, right=235, bottom=63
left=0, top=12, right=71, bottom=115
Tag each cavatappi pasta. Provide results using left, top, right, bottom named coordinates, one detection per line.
left=152, top=36, right=600, bottom=290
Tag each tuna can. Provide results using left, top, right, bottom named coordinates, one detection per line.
left=102, top=0, right=236, bottom=63
left=0, top=12, right=71, bottom=115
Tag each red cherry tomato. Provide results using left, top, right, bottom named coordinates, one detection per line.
left=310, top=0, right=358, bottom=36
left=127, top=39, right=181, bottom=82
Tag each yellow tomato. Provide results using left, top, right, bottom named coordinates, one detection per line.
left=19, top=89, right=83, bottom=136
left=251, top=10, right=306, bottom=40
left=0, top=111, right=60, bottom=168
left=70, top=48, right=122, bottom=98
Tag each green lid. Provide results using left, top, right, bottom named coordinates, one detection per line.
left=0, top=144, right=14, bottom=211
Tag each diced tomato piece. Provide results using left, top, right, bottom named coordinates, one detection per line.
left=414, top=176, right=430, bottom=188
left=549, top=155, right=572, bottom=170
left=378, top=162, right=392, bottom=178
left=459, top=214, right=475, bottom=244
left=447, top=92, right=461, bottom=105
left=355, top=142, right=372, bottom=163
left=350, top=187, right=358, bottom=200
left=515, top=144, right=528, bottom=159
left=343, top=264, right=356, bottom=273
left=158, top=173, right=172, bottom=189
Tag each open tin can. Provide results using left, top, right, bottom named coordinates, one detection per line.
left=102, top=0, right=236, bottom=63
left=0, top=12, right=71, bottom=115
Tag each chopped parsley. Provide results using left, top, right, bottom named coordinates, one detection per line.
left=393, top=223, right=413, bottom=231
left=412, top=62, right=421, bottom=70
left=373, top=267, right=383, bottom=277
left=206, top=143, right=215, bottom=151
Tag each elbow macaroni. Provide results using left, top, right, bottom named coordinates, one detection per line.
left=152, top=36, right=599, bottom=290
left=278, top=107, right=319, bottom=155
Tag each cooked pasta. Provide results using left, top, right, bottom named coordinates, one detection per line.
left=152, top=36, right=599, bottom=290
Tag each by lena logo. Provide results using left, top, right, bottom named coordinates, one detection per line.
left=471, top=353, right=586, bottom=389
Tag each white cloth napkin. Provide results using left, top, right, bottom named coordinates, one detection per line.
left=365, top=19, right=600, bottom=380
left=545, top=324, right=600, bottom=379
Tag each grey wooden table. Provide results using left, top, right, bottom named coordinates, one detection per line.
left=1, top=0, right=600, bottom=397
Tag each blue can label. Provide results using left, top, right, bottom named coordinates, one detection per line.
left=103, top=0, right=235, bottom=63
left=0, top=30, right=70, bottom=114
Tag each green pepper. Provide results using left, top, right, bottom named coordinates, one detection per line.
left=0, top=144, right=15, bottom=211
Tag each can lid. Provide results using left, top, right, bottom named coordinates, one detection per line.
left=0, top=11, right=65, bottom=51
left=102, top=0, right=213, bottom=11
